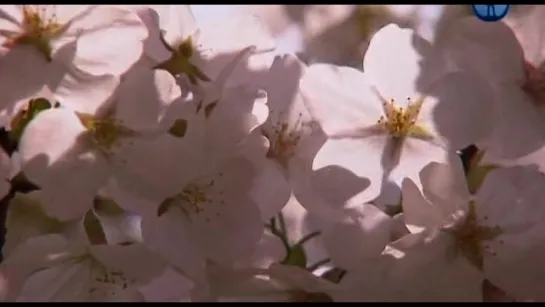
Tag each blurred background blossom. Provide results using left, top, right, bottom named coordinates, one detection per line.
left=192, top=5, right=473, bottom=67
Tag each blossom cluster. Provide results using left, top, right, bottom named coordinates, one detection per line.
left=0, top=4, right=544, bottom=302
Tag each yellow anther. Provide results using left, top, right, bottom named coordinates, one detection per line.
left=3, top=5, right=67, bottom=61
left=445, top=201, right=503, bottom=270
left=76, top=113, right=137, bottom=154
left=371, top=87, right=431, bottom=139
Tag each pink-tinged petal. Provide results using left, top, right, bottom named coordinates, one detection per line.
left=198, top=13, right=275, bottom=81
left=386, top=230, right=484, bottom=302
left=0, top=46, right=51, bottom=113
left=100, top=179, right=157, bottom=217
left=115, top=68, right=182, bottom=132
left=137, top=267, right=194, bottom=302
left=200, top=13, right=274, bottom=54
left=470, top=166, right=545, bottom=300
left=241, top=134, right=291, bottom=221
left=504, top=5, right=545, bottom=67
left=423, top=71, right=495, bottom=150
left=486, top=238, right=545, bottom=301
left=388, top=138, right=450, bottom=189
left=0, top=5, right=23, bottom=37
left=52, top=69, right=119, bottom=115
left=300, top=63, right=382, bottom=137
left=89, top=243, right=166, bottom=285
left=319, top=204, right=394, bottom=270
left=187, top=157, right=263, bottom=265
left=141, top=210, right=206, bottom=285
left=402, top=161, right=469, bottom=233
left=113, top=134, right=201, bottom=204
left=420, top=72, right=496, bottom=150
left=49, top=5, right=97, bottom=29
left=125, top=6, right=171, bottom=64
left=263, top=54, right=307, bottom=121
left=151, top=5, right=197, bottom=49
left=421, top=159, right=469, bottom=203
left=0, top=234, right=71, bottom=301
left=203, top=85, right=268, bottom=162
left=67, top=6, right=148, bottom=76
left=363, top=24, right=433, bottom=102
left=236, top=229, right=286, bottom=269
left=261, top=54, right=323, bottom=175
left=476, top=166, right=545, bottom=228
left=16, top=262, right=90, bottom=302
left=438, top=16, right=525, bottom=84
left=481, top=88, right=545, bottom=160
left=295, top=137, right=382, bottom=217
left=334, top=258, right=401, bottom=302
left=487, top=144, right=545, bottom=173
left=18, top=109, right=110, bottom=220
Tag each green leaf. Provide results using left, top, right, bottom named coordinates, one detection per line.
left=282, top=243, right=307, bottom=268
left=467, top=164, right=497, bottom=194
left=9, top=97, right=52, bottom=145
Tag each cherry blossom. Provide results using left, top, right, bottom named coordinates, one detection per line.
left=437, top=16, right=545, bottom=162
left=139, top=156, right=264, bottom=285
left=17, top=68, right=190, bottom=220
left=1, top=234, right=165, bottom=301
left=245, top=53, right=326, bottom=219
left=0, top=5, right=148, bottom=116
left=299, top=23, right=493, bottom=212
left=134, top=5, right=275, bottom=91
left=400, top=162, right=545, bottom=301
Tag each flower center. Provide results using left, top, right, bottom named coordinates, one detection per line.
left=264, top=112, right=306, bottom=168
left=156, top=36, right=210, bottom=85
left=3, top=5, right=67, bottom=62
left=77, top=113, right=137, bottom=156
left=372, top=87, right=432, bottom=139
left=445, top=201, right=503, bottom=270
left=88, top=260, right=137, bottom=298
left=522, top=61, right=545, bottom=106
left=157, top=176, right=225, bottom=223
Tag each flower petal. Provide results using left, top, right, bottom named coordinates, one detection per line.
left=141, top=210, right=206, bottom=285
left=68, top=6, right=148, bottom=76
left=300, top=63, right=382, bottom=137
left=386, top=230, right=484, bottom=302
left=89, top=243, right=166, bottom=285
left=187, top=157, right=263, bottom=265
left=437, top=16, right=525, bottom=84
left=52, top=70, right=119, bottom=115
left=319, top=204, right=394, bottom=270
left=115, top=68, right=183, bottom=132
left=363, top=23, right=433, bottom=102
left=18, top=109, right=110, bottom=220
left=424, top=71, right=495, bottom=150
left=309, top=138, right=382, bottom=214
